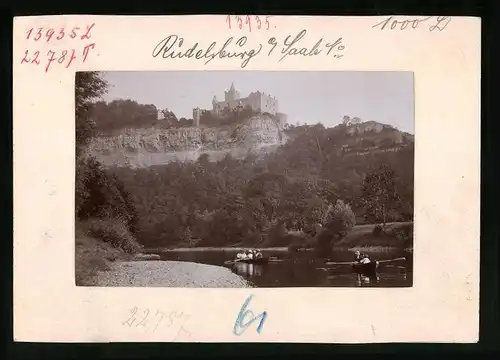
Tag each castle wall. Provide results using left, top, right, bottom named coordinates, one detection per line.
left=240, top=92, right=261, bottom=112
left=202, top=84, right=282, bottom=122
left=260, top=93, right=278, bottom=115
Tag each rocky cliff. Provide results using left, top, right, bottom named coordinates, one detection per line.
left=87, top=115, right=286, bottom=168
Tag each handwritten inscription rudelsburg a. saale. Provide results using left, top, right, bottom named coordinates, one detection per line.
left=152, top=29, right=345, bottom=68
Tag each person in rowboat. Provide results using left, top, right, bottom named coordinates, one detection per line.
left=255, top=249, right=263, bottom=259
left=236, top=250, right=248, bottom=260
left=353, top=250, right=371, bottom=264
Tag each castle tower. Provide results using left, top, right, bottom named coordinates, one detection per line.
left=193, top=107, right=201, bottom=127
left=212, top=95, right=218, bottom=112
left=225, top=82, right=240, bottom=103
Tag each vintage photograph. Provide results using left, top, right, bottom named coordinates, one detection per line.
left=75, top=71, right=414, bottom=288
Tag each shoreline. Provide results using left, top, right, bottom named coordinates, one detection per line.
left=143, top=222, right=413, bottom=254
left=146, top=245, right=413, bottom=253
left=144, top=246, right=289, bottom=253
left=335, top=246, right=413, bottom=253
left=94, top=260, right=251, bottom=288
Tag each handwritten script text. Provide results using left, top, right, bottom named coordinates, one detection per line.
left=152, top=29, right=345, bottom=68
left=372, top=16, right=451, bottom=32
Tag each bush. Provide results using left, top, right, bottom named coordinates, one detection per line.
left=76, top=156, right=139, bottom=235
left=372, top=225, right=383, bottom=237
left=85, top=218, right=141, bottom=254
left=324, top=199, right=356, bottom=239
left=388, top=223, right=413, bottom=247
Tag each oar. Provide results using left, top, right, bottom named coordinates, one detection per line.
left=378, top=257, right=406, bottom=263
left=324, top=261, right=354, bottom=265
left=224, top=259, right=243, bottom=265
left=325, top=257, right=406, bottom=266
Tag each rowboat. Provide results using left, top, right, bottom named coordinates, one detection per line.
left=224, top=256, right=282, bottom=266
left=224, top=257, right=270, bottom=266
left=351, top=261, right=379, bottom=275
left=324, top=257, right=407, bottom=275
left=325, top=257, right=406, bottom=266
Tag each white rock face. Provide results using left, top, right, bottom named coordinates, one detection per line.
left=88, top=115, right=286, bottom=168
left=346, top=121, right=387, bottom=135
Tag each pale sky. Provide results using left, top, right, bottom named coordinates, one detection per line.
left=101, top=71, right=414, bottom=134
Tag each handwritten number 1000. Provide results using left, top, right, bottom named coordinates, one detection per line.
left=226, top=15, right=271, bottom=31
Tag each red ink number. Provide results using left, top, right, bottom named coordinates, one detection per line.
left=66, top=49, right=77, bottom=68
left=34, top=28, right=42, bottom=41
left=70, top=27, right=80, bottom=39
left=226, top=15, right=271, bottom=31
left=21, top=50, right=30, bottom=64
left=46, top=50, right=57, bottom=72
left=82, top=43, right=95, bottom=62
left=56, top=28, right=65, bottom=40
left=80, top=23, right=95, bottom=40
left=245, top=16, right=252, bottom=32
left=26, top=24, right=95, bottom=42
left=20, top=50, right=40, bottom=66
left=22, top=45, right=94, bottom=72
left=46, top=28, right=55, bottom=43
left=58, top=50, right=67, bottom=64
left=31, top=51, right=40, bottom=65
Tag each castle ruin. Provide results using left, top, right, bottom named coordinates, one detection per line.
left=193, top=82, right=287, bottom=127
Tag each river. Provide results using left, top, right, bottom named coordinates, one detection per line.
left=158, top=248, right=413, bottom=288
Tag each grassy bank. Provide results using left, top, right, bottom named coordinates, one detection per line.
left=143, top=222, right=413, bottom=254
left=75, top=219, right=141, bottom=286
left=334, top=221, right=413, bottom=250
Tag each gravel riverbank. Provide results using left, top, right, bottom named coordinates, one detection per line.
left=95, top=260, right=251, bottom=288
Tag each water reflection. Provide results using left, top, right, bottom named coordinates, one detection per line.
left=159, top=249, right=413, bottom=288
left=233, top=262, right=263, bottom=277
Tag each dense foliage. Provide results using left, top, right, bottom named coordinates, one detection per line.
left=89, top=100, right=265, bottom=136
left=76, top=74, right=414, bottom=255
left=75, top=72, right=140, bottom=252
left=91, top=99, right=158, bottom=134
left=109, top=126, right=414, bottom=251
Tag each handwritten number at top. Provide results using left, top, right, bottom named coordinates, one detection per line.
left=372, top=16, right=451, bottom=32
left=226, top=15, right=271, bottom=31
left=245, top=16, right=251, bottom=32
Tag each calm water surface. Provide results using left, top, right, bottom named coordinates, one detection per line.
left=159, top=249, right=413, bottom=288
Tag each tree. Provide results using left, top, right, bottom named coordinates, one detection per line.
left=360, top=163, right=401, bottom=226
left=324, top=199, right=356, bottom=238
left=90, top=99, right=159, bottom=132
left=75, top=72, right=108, bottom=155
